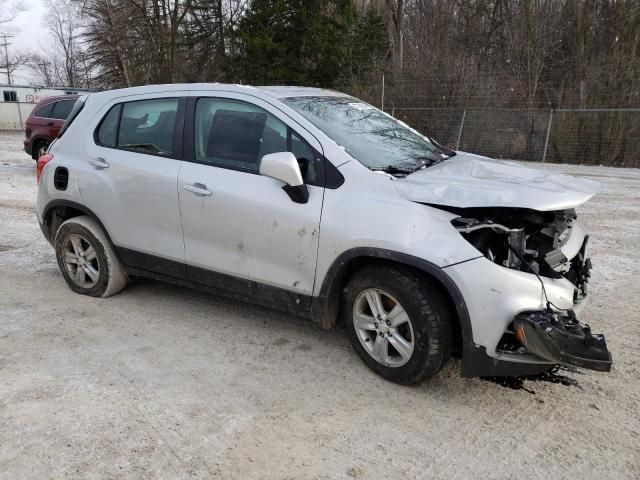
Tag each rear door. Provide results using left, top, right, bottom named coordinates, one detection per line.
left=178, top=91, right=325, bottom=307
left=79, top=93, right=187, bottom=277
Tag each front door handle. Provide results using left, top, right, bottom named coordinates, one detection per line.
left=184, top=183, right=212, bottom=197
left=89, top=157, right=109, bottom=169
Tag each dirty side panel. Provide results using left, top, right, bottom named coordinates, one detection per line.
left=179, top=162, right=323, bottom=295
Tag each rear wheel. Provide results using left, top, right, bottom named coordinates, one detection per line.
left=343, top=265, right=453, bottom=385
left=54, top=216, right=128, bottom=297
left=34, top=140, right=50, bottom=160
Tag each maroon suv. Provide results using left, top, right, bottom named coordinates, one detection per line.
left=24, top=95, right=79, bottom=160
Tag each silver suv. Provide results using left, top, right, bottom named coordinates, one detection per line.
left=36, top=84, right=612, bottom=384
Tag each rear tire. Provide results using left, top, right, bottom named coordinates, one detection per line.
left=54, top=216, right=128, bottom=297
left=34, top=140, right=50, bottom=160
left=342, top=264, right=453, bottom=385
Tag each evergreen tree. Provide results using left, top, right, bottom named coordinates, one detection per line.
left=231, top=0, right=387, bottom=86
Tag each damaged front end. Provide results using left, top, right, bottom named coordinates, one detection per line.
left=449, top=206, right=612, bottom=373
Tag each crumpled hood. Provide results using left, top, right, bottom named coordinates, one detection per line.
left=392, top=151, right=599, bottom=211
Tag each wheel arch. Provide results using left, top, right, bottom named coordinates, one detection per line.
left=312, top=248, right=474, bottom=359
left=42, top=200, right=116, bottom=251
left=31, top=136, right=50, bottom=159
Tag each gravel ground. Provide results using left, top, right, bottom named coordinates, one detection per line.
left=0, top=131, right=638, bottom=479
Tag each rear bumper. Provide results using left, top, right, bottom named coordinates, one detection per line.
left=24, top=140, right=32, bottom=156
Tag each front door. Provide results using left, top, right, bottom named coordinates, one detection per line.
left=178, top=93, right=325, bottom=307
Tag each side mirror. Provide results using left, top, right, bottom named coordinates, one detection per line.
left=259, top=152, right=309, bottom=204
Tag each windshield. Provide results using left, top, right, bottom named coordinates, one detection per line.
left=283, top=96, right=446, bottom=171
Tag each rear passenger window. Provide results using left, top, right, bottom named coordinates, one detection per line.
left=96, top=104, right=121, bottom=147
left=94, top=98, right=179, bottom=156
left=35, top=103, right=54, bottom=118
left=51, top=100, right=75, bottom=120
left=194, top=98, right=318, bottom=182
left=119, top=98, right=179, bottom=155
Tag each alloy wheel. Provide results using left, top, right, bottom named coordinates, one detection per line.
left=62, top=234, right=100, bottom=288
left=352, top=288, right=415, bottom=367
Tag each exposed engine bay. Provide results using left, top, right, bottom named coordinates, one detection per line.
left=450, top=207, right=591, bottom=301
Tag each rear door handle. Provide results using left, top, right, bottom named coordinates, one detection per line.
left=89, top=157, right=109, bottom=169
left=184, top=183, right=212, bottom=197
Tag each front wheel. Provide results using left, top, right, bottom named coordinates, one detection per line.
left=54, top=215, right=128, bottom=297
left=343, top=265, right=453, bottom=385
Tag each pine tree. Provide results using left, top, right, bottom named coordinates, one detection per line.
left=231, top=0, right=386, bottom=86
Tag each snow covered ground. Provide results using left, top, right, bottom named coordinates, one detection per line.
left=0, top=131, right=638, bottom=479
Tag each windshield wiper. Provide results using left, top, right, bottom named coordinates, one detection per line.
left=371, top=153, right=451, bottom=176
left=370, top=164, right=417, bottom=175
left=411, top=156, right=447, bottom=169
left=429, top=137, right=457, bottom=157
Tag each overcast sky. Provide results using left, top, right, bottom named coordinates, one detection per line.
left=2, top=0, right=48, bottom=84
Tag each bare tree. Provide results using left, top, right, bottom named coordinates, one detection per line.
left=23, top=53, right=56, bottom=86
left=0, top=0, right=25, bottom=25
left=44, top=0, right=92, bottom=87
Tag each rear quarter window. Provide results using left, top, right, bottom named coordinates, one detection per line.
left=51, top=100, right=76, bottom=120
left=34, top=103, right=54, bottom=118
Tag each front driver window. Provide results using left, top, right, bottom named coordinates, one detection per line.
left=195, top=98, right=317, bottom=183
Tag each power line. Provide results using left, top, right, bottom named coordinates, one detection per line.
left=0, top=34, right=14, bottom=85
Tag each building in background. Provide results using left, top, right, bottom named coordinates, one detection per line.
left=0, top=84, right=91, bottom=130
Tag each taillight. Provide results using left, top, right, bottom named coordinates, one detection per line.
left=36, top=154, right=54, bottom=183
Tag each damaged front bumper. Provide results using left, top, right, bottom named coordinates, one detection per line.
left=444, top=248, right=613, bottom=377
left=513, top=310, right=612, bottom=372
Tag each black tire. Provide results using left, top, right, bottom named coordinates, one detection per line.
left=34, top=140, right=50, bottom=160
left=54, top=215, right=128, bottom=297
left=342, top=264, right=453, bottom=385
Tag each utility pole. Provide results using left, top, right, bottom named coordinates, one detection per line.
left=1, top=34, right=14, bottom=85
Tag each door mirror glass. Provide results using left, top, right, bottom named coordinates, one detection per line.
left=259, top=151, right=304, bottom=187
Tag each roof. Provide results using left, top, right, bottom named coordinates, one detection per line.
left=256, top=86, right=350, bottom=99
left=35, top=94, right=80, bottom=105
left=85, top=83, right=350, bottom=102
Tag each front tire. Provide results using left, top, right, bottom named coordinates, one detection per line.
left=54, top=216, right=128, bottom=297
left=343, top=265, right=453, bottom=385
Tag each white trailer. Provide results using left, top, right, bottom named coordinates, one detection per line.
left=0, top=84, right=91, bottom=130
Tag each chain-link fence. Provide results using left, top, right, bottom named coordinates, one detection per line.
left=3, top=92, right=639, bottom=167
left=386, top=107, right=640, bottom=168
left=0, top=102, right=34, bottom=131
left=335, top=76, right=640, bottom=168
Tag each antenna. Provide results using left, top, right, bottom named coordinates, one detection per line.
left=0, top=33, right=14, bottom=85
